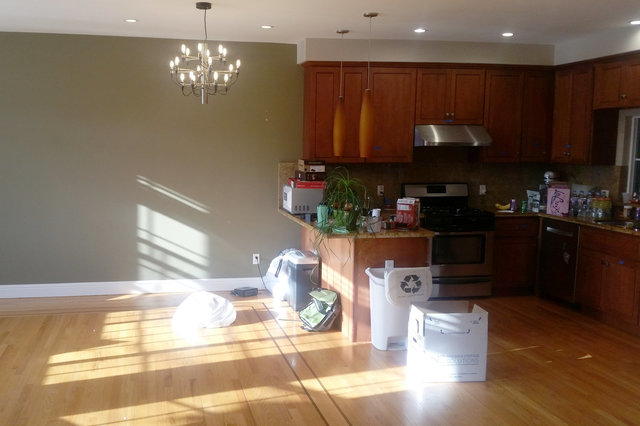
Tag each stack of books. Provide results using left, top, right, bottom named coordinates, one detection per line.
left=288, top=160, right=326, bottom=189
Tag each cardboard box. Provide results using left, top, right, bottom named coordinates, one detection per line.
left=297, top=159, right=326, bottom=172
left=546, top=184, right=570, bottom=216
left=407, top=301, right=488, bottom=382
left=396, top=197, right=420, bottom=229
left=294, top=170, right=327, bottom=181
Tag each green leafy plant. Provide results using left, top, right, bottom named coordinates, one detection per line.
left=321, top=166, right=366, bottom=234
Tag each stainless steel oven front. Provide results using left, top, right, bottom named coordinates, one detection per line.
left=429, top=230, right=494, bottom=298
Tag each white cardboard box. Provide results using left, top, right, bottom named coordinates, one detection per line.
left=407, top=301, right=488, bottom=382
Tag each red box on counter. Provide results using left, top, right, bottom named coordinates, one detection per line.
left=546, top=184, right=570, bottom=216
left=396, top=197, right=420, bottom=229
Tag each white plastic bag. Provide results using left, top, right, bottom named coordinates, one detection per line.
left=172, top=291, right=237, bottom=330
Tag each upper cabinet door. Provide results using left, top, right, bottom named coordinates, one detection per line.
left=368, top=67, right=417, bottom=162
left=481, top=70, right=524, bottom=162
left=593, top=58, right=640, bottom=109
left=415, top=68, right=485, bottom=125
left=551, top=65, right=594, bottom=164
left=450, top=69, right=486, bottom=124
left=520, top=70, right=554, bottom=162
left=302, top=65, right=366, bottom=162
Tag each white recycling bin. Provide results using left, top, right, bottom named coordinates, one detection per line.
left=365, top=263, right=432, bottom=350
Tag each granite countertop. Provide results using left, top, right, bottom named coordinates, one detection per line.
left=279, top=209, right=435, bottom=239
left=496, top=210, right=640, bottom=236
left=282, top=206, right=640, bottom=239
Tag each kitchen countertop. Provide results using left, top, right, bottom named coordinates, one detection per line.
left=279, top=208, right=435, bottom=239
left=496, top=210, right=640, bottom=236
left=281, top=207, right=640, bottom=238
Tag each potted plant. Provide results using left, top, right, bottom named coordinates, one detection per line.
left=321, top=166, right=366, bottom=234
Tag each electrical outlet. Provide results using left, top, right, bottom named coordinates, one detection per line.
left=377, top=185, right=384, bottom=196
left=479, top=184, right=487, bottom=195
left=252, top=253, right=260, bottom=265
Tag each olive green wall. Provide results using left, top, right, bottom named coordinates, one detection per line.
left=0, top=33, right=303, bottom=285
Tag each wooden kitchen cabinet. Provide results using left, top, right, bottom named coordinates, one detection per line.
left=303, top=65, right=366, bottom=162
left=481, top=69, right=524, bottom=162
left=593, top=56, right=640, bottom=109
left=368, top=67, right=417, bottom=162
left=520, top=70, right=554, bottom=162
left=493, top=216, right=539, bottom=295
left=302, top=63, right=416, bottom=163
left=550, top=64, right=594, bottom=164
left=576, top=227, right=640, bottom=328
left=415, top=68, right=485, bottom=125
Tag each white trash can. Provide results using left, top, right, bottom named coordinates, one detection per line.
left=365, top=263, right=432, bottom=351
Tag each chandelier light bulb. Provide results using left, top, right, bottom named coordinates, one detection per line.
left=236, top=59, right=241, bottom=68
left=189, top=71, right=196, bottom=81
left=213, top=71, right=219, bottom=81
left=174, top=56, right=180, bottom=65
left=180, top=73, right=185, bottom=82
left=197, top=43, right=203, bottom=52
left=208, top=57, right=213, bottom=65
left=224, top=74, right=229, bottom=83
left=181, top=44, right=186, bottom=54
left=170, top=60, right=174, bottom=69
left=218, top=44, right=223, bottom=54
left=228, top=64, right=234, bottom=72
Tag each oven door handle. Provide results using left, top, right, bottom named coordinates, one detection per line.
left=432, top=276, right=491, bottom=284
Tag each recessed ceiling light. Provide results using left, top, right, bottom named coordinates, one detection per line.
left=261, top=25, right=274, bottom=29
left=414, top=27, right=427, bottom=34
left=124, top=19, right=137, bottom=23
left=502, top=32, right=514, bottom=37
left=630, top=20, right=640, bottom=26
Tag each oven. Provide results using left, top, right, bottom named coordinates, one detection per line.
left=403, top=183, right=495, bottom=299
left=429, top=231, right=493, bottom=298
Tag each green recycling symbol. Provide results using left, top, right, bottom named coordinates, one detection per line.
left=400, top=274, right=422, bottom=294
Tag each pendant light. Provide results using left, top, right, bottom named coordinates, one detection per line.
left=333, top=29, right=349, bottom=157
left=359, top=12, right=378, bottom=158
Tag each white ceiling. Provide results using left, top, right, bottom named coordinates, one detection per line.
left=0, top=0, right=639, bottom=46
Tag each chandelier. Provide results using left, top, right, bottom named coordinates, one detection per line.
left=169, top=2, right=241, bottom=104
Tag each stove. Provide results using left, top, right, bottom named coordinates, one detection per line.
left=402, top=183, right=494, bottom=298
left=403, top=183, right=495, bottom=232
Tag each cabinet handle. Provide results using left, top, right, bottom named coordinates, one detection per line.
left=620, top=93, right=627, bottom=99
left=545, top=226, right=573, bottom=237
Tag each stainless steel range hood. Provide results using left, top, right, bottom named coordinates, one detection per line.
left=414, top=124, right=493, bottom=147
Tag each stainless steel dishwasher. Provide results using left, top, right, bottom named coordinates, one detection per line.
left=538, top=218, right=580, bottom=303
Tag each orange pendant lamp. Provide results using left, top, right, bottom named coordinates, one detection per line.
left=333, top=30, right=349, bottom=157
left=359, top=12, right=378, bottom=158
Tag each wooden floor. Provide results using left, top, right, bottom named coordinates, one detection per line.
left=1, top=292, right=640, bottom=425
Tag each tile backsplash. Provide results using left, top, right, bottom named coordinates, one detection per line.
left=280, top=147, right=626, bottom=211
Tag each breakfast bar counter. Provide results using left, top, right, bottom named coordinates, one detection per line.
left=280, top=209, right=433, bottom=342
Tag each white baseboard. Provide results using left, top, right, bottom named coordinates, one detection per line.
left=0, top=277, right=264, bottom=299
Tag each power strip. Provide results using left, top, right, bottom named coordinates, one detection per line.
left=231, top=287, right=258, bottom=297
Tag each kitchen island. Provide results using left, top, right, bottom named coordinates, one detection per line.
left=280, top=209, right=434, bottom=342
